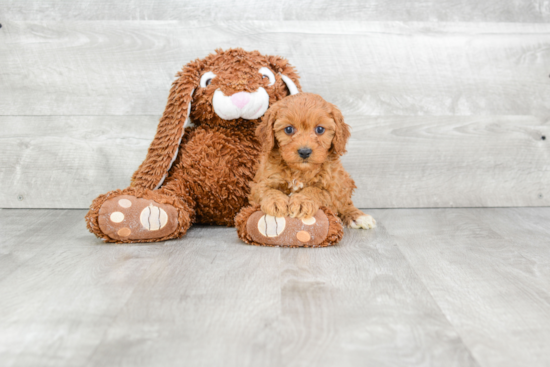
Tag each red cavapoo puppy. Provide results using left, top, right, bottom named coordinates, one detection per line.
left=249, top=93, right=376, bottom=229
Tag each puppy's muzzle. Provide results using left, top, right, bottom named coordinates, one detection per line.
left=298, top=147, right=312, bottom=159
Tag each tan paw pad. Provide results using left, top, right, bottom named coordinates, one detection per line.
left=110, top=212, right=125, bottom=223
left=140, top=204, right=168, bottom=231
left=118, top=199, right=132, bottom=208
left=296, top=231, right=311, bottom=242
left=118, top=228, right=131, bottom=237
left=301, top=217, right=316, bottom=225
left=257, top=215, right=286, bottom=237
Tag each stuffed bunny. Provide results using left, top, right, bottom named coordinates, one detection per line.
left=86, top=48, right=301, bottom=243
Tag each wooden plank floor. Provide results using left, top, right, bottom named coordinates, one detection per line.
left=1, top=208, right=549, bottom=367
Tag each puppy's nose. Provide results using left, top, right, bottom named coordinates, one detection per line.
left=230, top=92, right=250, bottom=109
left=298, top=147, right=312, bottom=159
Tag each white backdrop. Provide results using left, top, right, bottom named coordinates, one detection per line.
left=1, top=1, right=549, bottom=208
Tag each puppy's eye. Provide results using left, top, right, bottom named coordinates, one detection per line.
left=205, top=79, right=212, bottom=86
left=315, top=126, right=325, bottom=134
left=284, top=126, right=295, bottom=135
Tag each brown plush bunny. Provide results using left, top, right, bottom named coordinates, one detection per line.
left=86, top=48, right=301, bottom=243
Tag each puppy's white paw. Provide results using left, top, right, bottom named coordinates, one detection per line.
left=350, top=215, right=376, bottom=229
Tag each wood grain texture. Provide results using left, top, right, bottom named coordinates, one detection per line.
left=0, top=116, right=157, bottom=208
left=0, top=208, right=483, bottom=367
left=1, top=115, right=548, bottom=209
left=3, top=208, right=550, bottom=366
left=0, top=210, right=282, bottom=367
left=1, top=0, right=549, bottom=22
left=381, top=207, right=550, bottom=367
left=1, top=21, right=549, bottom=116
left=278, top=221, right=478, bottom=367
left=345, top=115, right=550, bottom=208
left=83, top=225, right=283, bottom=367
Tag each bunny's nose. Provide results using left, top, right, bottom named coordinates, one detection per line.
left=231, top=92, right=251, bottom=109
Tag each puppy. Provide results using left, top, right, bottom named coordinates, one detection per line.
left=250, top=93, right=376, bottom=229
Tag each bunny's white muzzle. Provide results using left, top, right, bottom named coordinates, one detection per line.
left=213, top=88, right=270, bottom=120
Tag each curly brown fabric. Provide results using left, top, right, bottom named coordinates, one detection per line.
left=86, top=48, right=302, bottom=243
left=131, top=48, right=301, bottom=190
left=235, top=205, right=262, bottom=245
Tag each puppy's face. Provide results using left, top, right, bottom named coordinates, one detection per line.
left=273, top=106, right=336, bottom=169
left=257, top=93, right=350, bottom=171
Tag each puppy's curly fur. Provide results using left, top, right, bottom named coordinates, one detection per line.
left=249, top=93, right=376, bottom=229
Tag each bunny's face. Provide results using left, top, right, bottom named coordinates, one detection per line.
left=183, top=49, right=301, bottom=129
left=131, top=48, right=302, bottom=190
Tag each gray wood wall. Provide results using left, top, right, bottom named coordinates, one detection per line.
left=1, top=1, right=549, bottom=209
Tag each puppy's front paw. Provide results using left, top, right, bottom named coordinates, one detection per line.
left=261, top=196, right=289, bottom=217
left=350, top=214, right=377, bottom=229
left=288, top=194, right=319, bottom=219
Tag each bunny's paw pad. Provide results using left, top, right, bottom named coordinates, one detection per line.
left=98, top=195, right=178, bottom=241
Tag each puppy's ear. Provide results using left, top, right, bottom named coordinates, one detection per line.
left=329, top=104, right=351, bottom=157
left=256, top=101, right=280, bottom=153
left=131, top=58, right=202, bottom=190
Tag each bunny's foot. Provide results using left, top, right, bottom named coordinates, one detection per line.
left=86, top=188, right=193, bottom=243
left=235, top=206, right=343, bottom=247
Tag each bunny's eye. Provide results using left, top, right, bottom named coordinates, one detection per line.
left=200, top=71, right=216, bottom=88
left=315, top=126, right=325, bottom=135
left=284, top=126, right=295, bottom=135
left=259, top=67, right=275, bottom=86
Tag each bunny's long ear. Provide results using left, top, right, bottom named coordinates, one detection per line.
left=267, top=55, right=302, bottom=96
left=131, top=61, right=201, bottom=190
